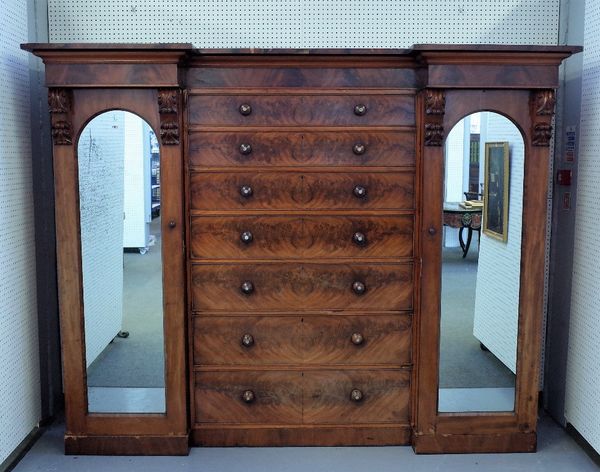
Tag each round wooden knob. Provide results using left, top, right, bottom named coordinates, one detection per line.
left=353, top=185, right=367, bottom=198
left=240, top=185, right=253, bottom=198
left=239, top=103, right=252, bottom=116
left=353, top=143, right=366, bottom=155
left=168, top=220, right=176, bottom=228
left=352, top=232, right=367, bottom=246
left=352, top=281, right=366, bottom=295
left=239, top=143, right=252, bottom=155
left=242, top=390, right=255, bottom=403
left=241, top=333, right=254, bottom=347
left=354, top=104, right=367, bottom=116
left=351, top=333, right=364, bottom=345
left=240, top=281, right=254, bottom=295
left=240, top=231, right=254, bottom=244
left=350, top=389, right=364, bottom=402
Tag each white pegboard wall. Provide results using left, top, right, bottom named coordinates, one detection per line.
left=48, top=0, right=560, bottom=47
left=565, top=0, right=600, bottom=453
left=0, top=0, right=41, bottom=463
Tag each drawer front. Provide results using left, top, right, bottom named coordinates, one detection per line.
left=190, top=172, right=414, bottom=211
left=190, top=215, right=413, bottom=260
left=193, top=316, right=303, bottom=365
left=193, top=315, right=412, bottom=366
left=303, top=315, right=412, bottom=365
left=188, top=95, right=415, bottom=126
left=188, top=131, right=415, bottom=168
left=195, top=371, right=302, bottom=424
left=303, top=370, right=410, bottom=424
left=191, top=263, right=413, bottom=312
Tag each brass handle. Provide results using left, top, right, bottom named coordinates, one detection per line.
left=241, top=333, right=254, bottom=347
left=353, top=143, right=366, bottom=155
left=351, top=333, right=364, bottom=345
left=239, top=103, right=252, bottom=116
left=352, top=281, right=366, bottom=295
left=240, top=231, right=254, bottom=244
left=242, top=390, right=255, bottom=403
left=240, top=185, right=253, bottom=198
left=352, top=232, right=367, bottom=246
left=239, top=143, right=252, bottom=155
left=240, top=281, right=254, bottom=295
left=354, top=104, right=367, bottom=116
left=350, top=388, right=364, bottom=402
left=353, top=185, right=367, bottom=199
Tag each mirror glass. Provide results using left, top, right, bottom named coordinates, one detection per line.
left=438, top=112, right=523, bottom=413
left=78, top=110, right=165, bottom=413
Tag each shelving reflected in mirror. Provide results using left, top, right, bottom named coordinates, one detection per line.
left=78, top=110, right=165, bottom=413
left=438, top=112, right=523, bottom=413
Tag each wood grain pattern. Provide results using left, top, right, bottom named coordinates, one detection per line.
left=190, top=215, right=413, bottom=259
left=303, top=370, right=410, bottom=424
left=194, top=371, right=303, bottom=424
left=193, top=314, right=412, bottom=366
left=191, top=263, right=413, bottom=312
left=188, top=130, right=415, bottom=167
left=64, top=434, right=189, bottom=456
left=189, top=171, right=414, bottom=211
left=188, top=95, right=415, bottom=126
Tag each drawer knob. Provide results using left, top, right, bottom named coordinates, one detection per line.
left=350, top=388, right=364, bottom=402
left=240, top=281, right=254, bottom=295
left=354, top=104, right=367, bottom=116
left=240, top=185, right=253, bottom=198
left=239, top=103, right=252, bottom=116
left=242, top=390, right=256, bottom=403
left=353, top=185, right=367, bottom=199
left=353, top=143, right=366, bottom=155
left=351, top=333, right=365, bottom=345
left=241, top=333, right=255, bottom=347
left=352, top=232, right=367, bottom=246
left=240, top=231, right=254, bottom=244
left=352, top=281, right=366, bottom=295
left=239, top=143, right=253, bottom=155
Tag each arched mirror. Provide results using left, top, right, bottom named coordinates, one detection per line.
left=77, top=110, right=165, bottom=414
left=438, top=111, right=524, bottom=413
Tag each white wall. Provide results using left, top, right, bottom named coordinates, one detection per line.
left=564, top=0, right=600, bottom=453
left=473, top=113, right=525, bottom=374
left=0, top=0, right=41, bottom=464
left=77, top=112, right=125, bottom=367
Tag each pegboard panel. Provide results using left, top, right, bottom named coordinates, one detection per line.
left=78, top=111, right=125, bottom=367
left=48, top=0, right=560, bottom=47
left=565, top=0, right=600, bottom=453
left=473, top=112, right=525, bottom=374
left=0, top=0, right=42, bottom=463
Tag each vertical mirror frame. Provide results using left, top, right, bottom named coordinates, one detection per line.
left=414, top=88, right=556, bottom=453
left=50, top=87, right=188, bottom=454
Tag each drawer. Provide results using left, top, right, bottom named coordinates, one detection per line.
left=193, top=315, right=412, bottom=366
left=191, top=263, right=413, bottom=312
left=188, top=94, right=415, bottom=126
left=194, top=371, right=302, bottom=424
left=190, top=215, right=413, bottom=260
left=188, top=131, right=415, bottom=168
left=303, top=370, right=410, bottom=424
left=189, top=172, right=414, bottom=211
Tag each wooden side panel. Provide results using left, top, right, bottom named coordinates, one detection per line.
left=190, top=215, right=414, bottom=259
left=189, top=172, right=415, bottom=211
left=191, top=263, right=413, bottom=312
left=188, top=131, right=416, bottom=168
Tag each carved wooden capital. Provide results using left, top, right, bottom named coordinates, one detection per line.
left=530, top=89, right=555, bottom=146
left=48, top=88, right=73, bottom=146
left=158, top=88, right=180, bottom=145
left=425, top=90, right=446, bottom=115
left=532, top=122, right=553, bottom=147
left=534, top=90, right=556, bottom=116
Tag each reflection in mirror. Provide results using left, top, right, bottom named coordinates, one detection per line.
left=438, top=112, right=523, bottom=413
left=78, top=111, right=165, bottom=413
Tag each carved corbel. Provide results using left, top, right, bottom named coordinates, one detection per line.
left=424, top=89, right=446, bottom=146
left=158, top=89, right=180, bottom=145
left=531, top=89, right=555, bottom=147
left=48, top=88, right=73, bottom=145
